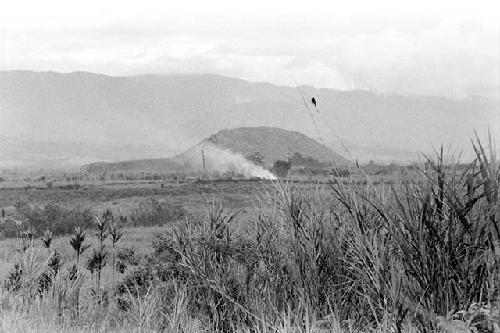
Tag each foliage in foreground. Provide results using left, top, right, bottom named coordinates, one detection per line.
left=1, top=138, right=499, bottom=332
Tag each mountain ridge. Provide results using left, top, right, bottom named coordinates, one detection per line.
left=0, top=70, right=496, bottom=168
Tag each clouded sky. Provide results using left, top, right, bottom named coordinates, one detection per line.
left=1, top=0, right=499, bottom=98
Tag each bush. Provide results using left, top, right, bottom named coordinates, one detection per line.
left=4, top=263, right=23, bottom=292
left=115, top=247, right=139, bottom=274
left=11, top=203, right=94, bottom=237
left=128, top=198, right=188, bottom=227
left=272, top=160, right=291, bottom=178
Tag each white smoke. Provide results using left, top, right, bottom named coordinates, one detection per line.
left=179, top=142, right=277, bottom=180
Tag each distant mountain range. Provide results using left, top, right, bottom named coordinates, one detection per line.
left=0, top=70, right=497, bottom=169
left=83, top=127, right=348, bottom=174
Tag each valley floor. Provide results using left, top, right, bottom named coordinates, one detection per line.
left=0, top=161, right=498, bottom=332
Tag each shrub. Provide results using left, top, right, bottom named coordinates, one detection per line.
left=115, top=247, right=138, bottom=274
left=4, top=263, right=23, bottom=292
left=86, top=213, right=109, bottom=289
left=272, top=160, right=291, bottom=178
left=13, top=203, right=94, bottom=237
left=38, top=250, right=62, bottom=293
left=69, top=227, right=91, bottom=266
left=128, top=198, right=188, bottom=227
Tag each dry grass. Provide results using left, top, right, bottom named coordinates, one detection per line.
left=0, top=226, right=163, bottom=287
left=0, top=138, right=498, bottom=332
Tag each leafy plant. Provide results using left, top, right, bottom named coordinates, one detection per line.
left=40, top=229, right=53, bottom=249
left=108, top=218, right=123, bottom=283
left=86, top=213, right=109, bottom=289
left=69, top=227, right=90, bottom=266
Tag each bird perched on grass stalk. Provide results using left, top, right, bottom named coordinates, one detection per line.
left=311, top=97, right=319, bottom=112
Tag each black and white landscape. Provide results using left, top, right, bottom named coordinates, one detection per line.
left=0, top=1, right=499, bottom=332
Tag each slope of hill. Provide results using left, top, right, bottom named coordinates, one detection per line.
left=1, top=70, right=497, bottom=168
left=188, top=127, right=347, bottom=165
left=83, top=127, right=348, bottom=174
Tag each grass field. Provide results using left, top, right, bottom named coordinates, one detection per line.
left=0, top=141, right=498, bottom=332
left=0, top=179, right=268, bottom=214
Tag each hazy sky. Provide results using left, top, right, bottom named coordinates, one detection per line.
left=1, top=0, right=499, bottom=98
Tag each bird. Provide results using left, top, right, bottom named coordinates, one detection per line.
left=311, top=97, right=319, bottom=112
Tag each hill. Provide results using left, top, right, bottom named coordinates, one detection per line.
left=1, top=70, right=497, bottom=168
left=83, top=127, right=348, bottom=175
left=183, top=127, right=347, bottom=165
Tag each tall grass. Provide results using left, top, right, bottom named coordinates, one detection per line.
left=1, top=138, right=498, bottom=332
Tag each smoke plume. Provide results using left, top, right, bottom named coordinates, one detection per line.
left=178, top=142, right=276, bottom=180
